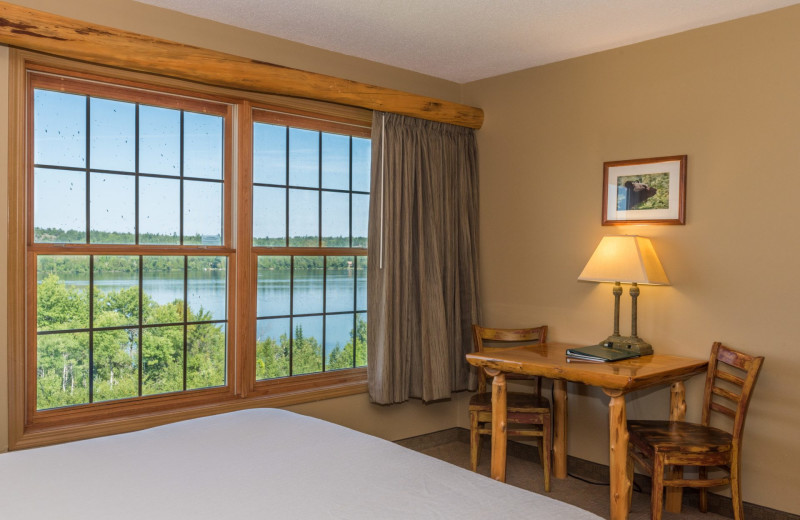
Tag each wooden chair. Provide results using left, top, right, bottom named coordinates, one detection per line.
left=627, top=342, right=764, bottom=520
left=468, top=324, right=551, bottom=492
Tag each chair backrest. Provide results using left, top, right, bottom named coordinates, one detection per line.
left=473, top=324, right=548, bottom=394
left=701, top=342, right=764, bottom=449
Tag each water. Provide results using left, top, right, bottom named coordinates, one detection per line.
left=59, top=268, right=367, bottom=345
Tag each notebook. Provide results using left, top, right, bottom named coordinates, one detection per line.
left=565, top=344, right=641, bottom=362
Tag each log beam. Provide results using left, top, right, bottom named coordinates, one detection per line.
left=0, top=1, right=483, bottom=128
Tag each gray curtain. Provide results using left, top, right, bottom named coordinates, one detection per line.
left=367, top=112, right=480, bottom=404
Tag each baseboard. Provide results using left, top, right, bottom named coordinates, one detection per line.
left=396, top=427, right=799, bottom=520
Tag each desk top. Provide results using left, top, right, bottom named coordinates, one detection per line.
left=466, top=342, right=708, bottom=392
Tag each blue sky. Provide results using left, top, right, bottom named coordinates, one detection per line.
left=33, top=88, right=370, bottom=243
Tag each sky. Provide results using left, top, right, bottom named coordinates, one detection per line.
left=33, top=88, right=371, bottom=244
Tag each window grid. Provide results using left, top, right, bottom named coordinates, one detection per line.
left=252, top=111, right=369, bottom=382
left=32, top=95, right=225, bottom=247
left=35, top=254, right=228, bottom=409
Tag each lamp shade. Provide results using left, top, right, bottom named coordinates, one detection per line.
left=578, top=235, right=670, bottom=285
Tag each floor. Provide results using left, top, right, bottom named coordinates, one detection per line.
left=414, top=438, right=732, bottom=520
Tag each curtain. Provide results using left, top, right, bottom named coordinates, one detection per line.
left=367, top=112, right=480, bottom=404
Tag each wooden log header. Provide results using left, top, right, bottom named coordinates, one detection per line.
left=0, top=1, right=483, bottom=129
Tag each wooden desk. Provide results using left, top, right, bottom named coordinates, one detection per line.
left=466, top=342, right=707, bottom=520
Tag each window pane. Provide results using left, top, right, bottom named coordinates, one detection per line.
left=326, top=257, right=355, bottom=313
left=321, top=133, right=349, bottom=190
left=257, top=256, right=291, bottom=317
left=289, top=128, right=318, bottom=188
left=90, top=172, right=135, bottom=244
left=355, top=312, right=367, bottom=367
left=325, top=313, right=354, bottom=370
left=140, top=177, right=180, bottom=245
left=356, top=256, right=367, bottom=311
left=256, top=318, right=290, bottom=380
left=253, top=122, right=286, bottom=185
left=292, top=315, right=322, bottom=376
left=139, top=105, right=180, bottom=176
left=321, top=191, right=349, bottom=247
left=289, top=188, right=318, bottom=246
left=187, top=323, right=226, bottom=390
left=184, top=180, right=222, bottom=245
left=293, top=256, right=324, bottom=315
left=90, top=97, right=135, bottom=172
left=142, top=326, right=184, bottom=396
left=93, top=329, right=139, bottom=402
left=184, top=112, right=223, bottom=180
left=352, top=193, right=369, bottom=247
left=93, top=255, right=139, bottom=327
left=352, top=136, right=371, bottom=192
left=34, top=89, right=86, bottom=168
left=143, top=256, right=184, bottom=325
left=187, top=257, right=227, bottom=322
left=253, top=186, right=286, bottom=247
left=37, top=332, right=90, bottom=410
left=34, top=168, right=86, bottom=243
left=37, top=256, right=90, bottom=332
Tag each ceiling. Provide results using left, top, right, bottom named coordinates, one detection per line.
left=136, top=0, right=799, bottom=84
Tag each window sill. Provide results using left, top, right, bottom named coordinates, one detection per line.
left=11, top=368, right=367, bottom=451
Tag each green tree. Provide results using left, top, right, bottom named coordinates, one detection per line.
left=327, top=316, right=368, bottom=370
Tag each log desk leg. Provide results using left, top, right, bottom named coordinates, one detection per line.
left=552, top=379, right=568, bottom=479
left=488, top=369, right=507, bottom=482
left=604, top=389, right=632, bottom=520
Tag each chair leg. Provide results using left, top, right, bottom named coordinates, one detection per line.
left=651, top=455, right=665, bottom=520
left=698, top=466, right=708, bottom=513
left=469, top=411, right=480, bottom=472
left=731, top=462, right=744, bottom=520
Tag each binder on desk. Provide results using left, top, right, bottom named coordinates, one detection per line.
left=565, top=344, right=641, bottom=362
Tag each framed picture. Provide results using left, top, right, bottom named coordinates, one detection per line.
left=602, top=155, right=687, bottom=225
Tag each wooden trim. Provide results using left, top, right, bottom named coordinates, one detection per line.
left=0, top=1, right=483, bottom=129
left=18, top=50, right=373, bottom=127
left=7, top=49, right=28, bottom=447
left=253, top=247, right=368, bottom=256
left=236, top=102, right=255, bottom=396
left=30, top=69, right=236, bottom=115
left=13, top=372, right=368, bottom=450
left=253, top=105, right=371, bottom=138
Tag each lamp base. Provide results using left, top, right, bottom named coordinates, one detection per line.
left=600, top=335, right=654, bottom=356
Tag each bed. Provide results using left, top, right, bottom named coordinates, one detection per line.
left=0, top=408, right=600, bottom=519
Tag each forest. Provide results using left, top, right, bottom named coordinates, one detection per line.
left=35, top=227, right=368, bottom=253
left=36, top=274, right=367, bottom=410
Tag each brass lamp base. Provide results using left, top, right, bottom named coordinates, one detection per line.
left=601, top=335, right=654, bottom=356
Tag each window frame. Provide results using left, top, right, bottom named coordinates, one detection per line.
left=8, top=52, right=370, bottom=450
left=249, top=107, right=369, bottom=388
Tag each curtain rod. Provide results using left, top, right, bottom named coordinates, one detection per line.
left=0, top=1, right=484, bottom=129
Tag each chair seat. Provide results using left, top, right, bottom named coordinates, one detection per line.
left=469, top=391, right=550, bottom=413
left=628, top=420, right=733, bottom=454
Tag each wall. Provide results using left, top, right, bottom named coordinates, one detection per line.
left=0, top=0, right=465, bottom=452
left=462, top=5, right=800, bottom=514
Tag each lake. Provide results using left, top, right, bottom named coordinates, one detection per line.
left=60, top=268, right=367, bottom=350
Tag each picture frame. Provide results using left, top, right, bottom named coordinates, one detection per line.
left=602, top=155, right=687, bottom=225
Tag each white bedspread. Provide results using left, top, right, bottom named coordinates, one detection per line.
left=0, top=409, right=600, bottom=519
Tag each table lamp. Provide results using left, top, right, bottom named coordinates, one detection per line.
left=577, top=235, right=669, bottom=355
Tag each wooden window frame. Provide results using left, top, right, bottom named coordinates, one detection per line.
left=247, top=104, right=371, bottom=394
left=7, top=51, right=369, bottom=451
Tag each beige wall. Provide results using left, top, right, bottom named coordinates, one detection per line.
left=462, top=5, right=800, bottom=514
left=0, top=0, right=464, bottom=452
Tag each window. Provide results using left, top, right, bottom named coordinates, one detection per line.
left=13, top=60, right=370, bottom=446
left=252, top=110, right=369, bottom=383
left=30, top=73, right=233, bottom=414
